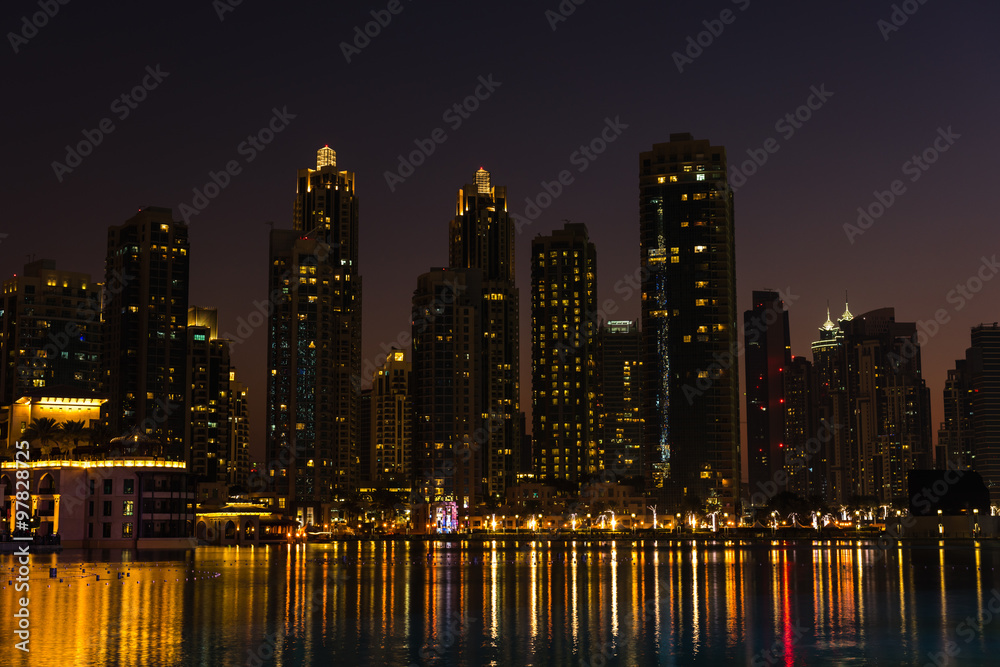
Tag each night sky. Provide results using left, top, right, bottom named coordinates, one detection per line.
left=3, top=1, right=998, bottom=464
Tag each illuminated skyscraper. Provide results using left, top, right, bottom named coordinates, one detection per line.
left=596, top=320, right=643, bottom=478
left=267, top=148, right=361, bottom=519
left=531, top=222, right=597, bottom=482
left=371, top=348, right=412, bottom=485
left=185, top=306, right=231, bottom=484
left=447, top=168, right=519, bottom=499
left=0, top=259, right=102, bottom=405
left=412, top=267, right=485, bottom=514
left=102, top=206, right=189, bottom=446
left=228, top=368, right=250, bottom=489
left=639, top=135, right=739, bottom=513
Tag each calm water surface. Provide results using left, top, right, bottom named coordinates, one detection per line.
left=3, top=540, right=1000, bottom=666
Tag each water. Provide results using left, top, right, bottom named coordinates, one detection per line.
left=3, top=540, right=1000, bottom=666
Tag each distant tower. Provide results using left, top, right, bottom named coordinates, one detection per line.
left=102, top=207, right=189, bottom=446
left=531, top=222, right=597, bottom=482
left=447, top=168, right=520, bottom=499
left=596, top=320, right=643, bottom=477
left=371, top=349, right=412, bottom=486
left=744, top=290, right=791, bottom=502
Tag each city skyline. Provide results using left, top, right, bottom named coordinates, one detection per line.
left=3, top=2, right=997, bottom=472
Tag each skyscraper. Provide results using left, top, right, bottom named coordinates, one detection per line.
left=783, top=355, right=820, bottom=498
left=939, top=359, right=974, bottom=469
left=0, top=259, right=102, bottom=405
left=228, top=368, right=250, bottom=489
left=639, top=134, right=739, bottom=514
left=185, top=307, right=231, bottom=484
left=371, top=348, right=412, bottom=486
left=412, top=267, right=485, bottom=520
left=267, top=147, right=362, bottom=519
left=841, top=307, right=932, bottom=503
left=967, top=323, right=1000, bottom=499
left=810, top=305, right=852, bottom=503
left=447, top=168, right=519, bottom=499
left=596, top=320, right=643, bottom=478
left=531, top=222, right=597, bottom=482
left=744, top=290, right=791, bottom=500
left=102, top=207, right=189, bottom=446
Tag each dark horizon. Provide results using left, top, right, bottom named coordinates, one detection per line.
left=3, top=1, right=998, bottom=465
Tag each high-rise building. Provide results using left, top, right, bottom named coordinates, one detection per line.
left=531, top=222, right=597, bottom=482
left=595, top=320, right=643, bottom=478
left=639, top=134, right=739, bottom=514
left=371, top=348, right=412, bottom=486
left=102, top=207, right=189, bottom=446
left=185, top=307, right=231, bottom=484
left=412, top=267, right=485, bottom=519
left=841, top=307, right=932, bottom=503
left=967, top=323, right=1000, bottom=499
left=783, top=355, right=819, bottom=498
left=359, top=388, right=372, bottom=485
left=0, top=260, right=102, bottom=404
left=811, top=305, right=852, bottom=503
left=267, top=147, right=362, bottom=518
left=744, top=290, right=791, bottom=501
left=447, top=168, right=520, bottom=499
left=228, top=368, right=250, bottom=489
left=939, top=359, right=974, bottom=469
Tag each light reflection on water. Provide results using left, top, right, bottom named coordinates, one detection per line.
left=3, top=540, right=1000, bottom=666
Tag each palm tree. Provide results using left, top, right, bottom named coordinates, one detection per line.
left=60, top=419, right=88, bottom=453
left=21, top=418, right=62, bottom=457
left=86, top=423, right=116, bottom=448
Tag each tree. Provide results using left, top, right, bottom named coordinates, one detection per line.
left=60, top=420, right=88, bottom=452
left=86, top=423, right=116, bottom=448
left=21, top=418, right=62, bottom=457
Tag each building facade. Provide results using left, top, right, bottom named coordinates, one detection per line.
left=531, top=222, right=597, bottom=482
left=744, top=290, right=791, bottom=502
left=184, top=307, right=231, bottom=485
left=447, top=168, right=520, bottom=499
left=266, top=147, right=362, bottom=517
left=102, top=207, right=189, bottom=445
left=595, top=320, right=642, bottom=478
left=0, top=260, right=101, bottom=405
left=639, top=134, right=739, bottom=513
left=370, top=349, right=412, bottom=485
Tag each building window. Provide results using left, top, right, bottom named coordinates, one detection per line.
left=89, top=501, right=94, bottom=517
left=103, top=480, right=113, bottom=494
left=103, top=501, right=112, bottom=516
left=123, top=479, right=134, bottom=494
left=88, top=523, right=94, bottom=538
left=90, top=480, right=95, bottom=496
left=102, top=523, right=111, bottom=538
left=123, top=500, right=134, bottom=516
left=122, top=523, right=133, bottom=538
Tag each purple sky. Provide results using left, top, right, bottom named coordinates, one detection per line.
left=3, top=1, right=998, bottom=462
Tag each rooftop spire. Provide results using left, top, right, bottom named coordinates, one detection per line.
left=840, top=290, right=853, bottom=322
left=317, top=145, right=336, bottom=169
left=822, top=300, right=836, bottom=331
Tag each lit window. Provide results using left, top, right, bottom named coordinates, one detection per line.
left=696, top=174, right=706, bottom=181
left=694, top=245, right=707, bottom=253
left=670, top=175, right=678, bottom=182
left=680, top=194, right=688, bottom=201
left=657, top=176, right=666, bottom=184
